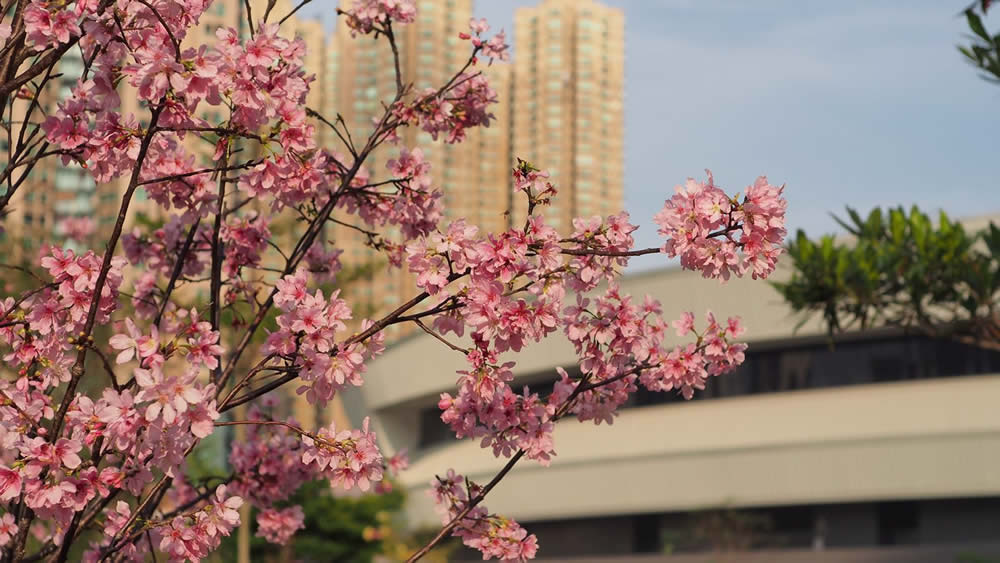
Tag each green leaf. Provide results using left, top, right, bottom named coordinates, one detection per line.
left=865, top=207, right=883, bottom=237
left=968, top=9, right=991, bottom=40
left=832, top=208, right=861, bottom=236
left=889, top=208, right=905, bottom=243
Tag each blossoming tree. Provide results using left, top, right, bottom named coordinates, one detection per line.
left=0, top=0, right=788, bottom=560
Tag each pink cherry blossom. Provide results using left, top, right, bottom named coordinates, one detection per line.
left=654, top=170, right=786, bottom=280
left=344, top=0, right=416, bottom=35
left=256, top=506, right=305, bottom=545
left=431, top=470, right=539, bottom=561
left=0, top=465, right=23, bottom=502
left=0, top=513, right=15, bottom=546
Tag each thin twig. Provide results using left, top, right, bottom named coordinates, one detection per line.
left=414, top=319, right=468, bottom=354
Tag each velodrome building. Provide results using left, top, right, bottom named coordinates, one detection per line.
left=342, top=215, right=1000, bottom=561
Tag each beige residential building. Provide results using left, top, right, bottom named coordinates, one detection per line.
left=327, top=0, right=516, bottom=341
left=0, top=0, right=327, bottom=262
left=511, top=0, right=625, bottom=230
left=0, top=49, right=107, bottom=266
left=328, top=0, right=626, bottom=343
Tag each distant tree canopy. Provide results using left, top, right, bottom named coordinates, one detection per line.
left=960, top=1, right=1000, bottom=82
left=772, top=206, right=1000, bottom=350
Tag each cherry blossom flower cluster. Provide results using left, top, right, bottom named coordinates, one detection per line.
left=221, top=213, right=272, bottom=277
left=255, top=505, right=305, bottom=545
left=122, top=215, right=211, bottom=280
left=141, top=137, right=218, bottom=222
left=387, top=25, right=507, bottom=144
left=39, top=247, right=125, bottom=330
left=654, top=170, right=787, bottom=280
left=226, top=404, right=406, bottom=512
left=401, top=73, right=500, bottom=144
left=57, top=216, right=96, bottom=242
left=22, top=0, right=97, bottom=48
left=304, top=242, right=345, bottom=283
left=375, top=449, right=411, bottom=494
left=0, top=441, right=121, bottom=537
left=239, top=150, right=341, bottom=211
left=431, top=470, right=538, bottom=561
left=154, top=486, right=243, bottom=562
left=342, top=0, right=417, bottom=35
left=0, top=247, right=124, bottom=391
left=43, top=13, right=315, bottom=220
left=0, top=360, right=223, bottom=557
left=423, top=160, right=772, bottom=471
left=300, top=417, right=384, bottom=491
left=228, top=411, right=317, bottom=509
left=642, top=311, right=747, bottom=399
left=405, top=214, right=565, bottom=354
left=461, top=18, right=510, bottom=62
left=392, top=18, right=511, bottom=143
left=512, top=159, right=557, bottom=203
left=265, top=271, right=388, bottom=407
left=564, top=212, right=639, bottom=291
left=438, top=341, right=557, bottom=464
left=81, top=501, right=148, bottom=561
left=203, top=23, right=314, bottom=134
left=332, top=147, right=443, bottom=250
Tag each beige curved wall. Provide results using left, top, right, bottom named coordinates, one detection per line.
left=351, top=263, right=830, bottom=456
left=396, top=375, right=1000, bottom=527
left=346, top=217, right=1000, bottom=529
left=358, top=263, right=826, bottom=414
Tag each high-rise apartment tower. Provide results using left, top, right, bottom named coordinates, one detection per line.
left=511, top=0, right=625, bottom=230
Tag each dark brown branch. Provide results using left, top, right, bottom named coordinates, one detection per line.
left=278, top=0, right=311, bottom=25
left=560, top=246, right=661, bottom=258
left=153, top=218, right=202, bottom=326
left=414, top=319, right=468, bottom=354
left=209, top=150, right=228, bottom=383
left=406, top=451, right=526, bottom=562
left=134, top=0, right=181, bottom=61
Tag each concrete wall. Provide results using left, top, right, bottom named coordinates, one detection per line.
left=396, top=375, right=1000, bottom=528
left=521, top=542, right=1000, bottom=563
left=348, top=261, right=832, bottom=457
left=343, top=219, right=1000, bottom=534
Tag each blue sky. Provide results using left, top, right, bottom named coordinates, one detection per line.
left=305, top=1, right=1000, bottom=269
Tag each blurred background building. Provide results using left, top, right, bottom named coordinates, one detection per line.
left=343, top=213, right=1000, bottom=561
left=328, top=0, right=513, bottom=337
left=510, top=0, right=625, bottom=229
left=0, top=0, right=327, bottom=265
left=1, top=49, right=108, bottom=262
left=330, top=0, right=624, bottom=341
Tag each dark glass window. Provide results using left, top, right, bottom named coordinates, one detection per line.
left=878, top=501, right=920, bottom=546
left=417, top=334, right=1000, bottom=449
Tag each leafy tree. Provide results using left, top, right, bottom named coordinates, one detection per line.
left=772, top=206, right=1000, bottom=349
left=959, top=1, right=1000, bottom=82
left=212, top=480, right=411, bottom=563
